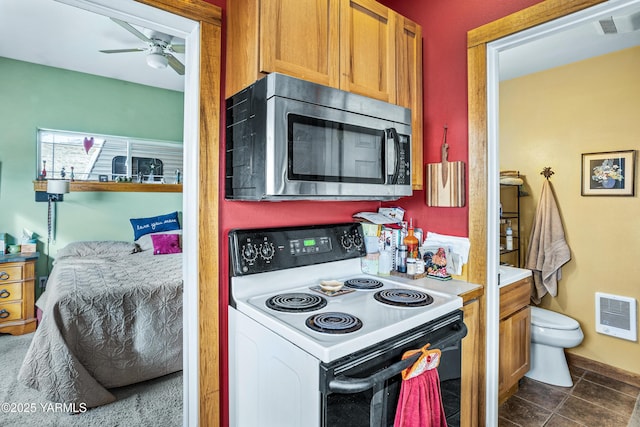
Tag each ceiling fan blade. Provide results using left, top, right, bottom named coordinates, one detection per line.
left=110, top=17, right=151, bottom=44
left=166, top=54, right=185, bottom=75
left=99, top=48, right=146, bottom=54
left=169, top=44, right=185, bottom=53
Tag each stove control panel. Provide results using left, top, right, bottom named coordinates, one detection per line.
left=229, top=223, right=366, bottom=275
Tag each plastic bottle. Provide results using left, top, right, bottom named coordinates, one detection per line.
left=506, top=220, right=513, bottom=251
left=403, top=218, right=419, bottom=259
left=397, top=245, right=407, bottom=273
left=378, top=249, right=392, bottom=275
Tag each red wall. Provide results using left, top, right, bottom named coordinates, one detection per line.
left=210, top=0, right=541, bottom=425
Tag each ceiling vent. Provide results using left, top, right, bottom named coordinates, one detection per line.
left=595, top=12, right=640, bottom=34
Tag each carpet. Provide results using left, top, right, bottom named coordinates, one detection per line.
left=1, top=332, right=182, bottom=427
left=630, top=394, right=640, bottom=427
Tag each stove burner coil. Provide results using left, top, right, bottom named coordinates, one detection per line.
left=374, top=289, right=434, bottom=307
left=266, top=293, right=327, bottom=313
left=343, top=278, right=384, bottom=290
left=305, top=312, right=363, bottom=334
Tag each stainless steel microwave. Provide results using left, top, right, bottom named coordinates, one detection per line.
left=225, top=73, right=412, bottom=201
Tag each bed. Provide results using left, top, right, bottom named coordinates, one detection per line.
left=17, top=237, right=183, bottom=408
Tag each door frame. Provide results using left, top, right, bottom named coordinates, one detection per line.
left=55, top=0, right=221, bottom=425
left=466, top=0, right=607, bottom=424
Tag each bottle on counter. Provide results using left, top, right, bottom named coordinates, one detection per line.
left=396, top=245, right=407, bottom=273
left=506, top=220, right=513, bottom=251
left=403, top=218, right=419, bottom=259
left=406, top=257, right=416, bottom=275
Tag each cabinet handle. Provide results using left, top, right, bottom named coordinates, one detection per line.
left=0, top=289, right=9, bottom=298
left=0, top=272, right=9, bottom=281
left=0, top=309, right=9, bottom=319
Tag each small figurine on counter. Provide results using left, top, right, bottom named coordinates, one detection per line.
left=40, top=160, right=47, bottom=179
left=424, top=247, right=452, bottom=281
left=60, top=167, right=66, bottom=179
left=70, top=166, right=75, bottom=181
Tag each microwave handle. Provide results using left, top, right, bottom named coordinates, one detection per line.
left=385, top=128, right=400, bottom=183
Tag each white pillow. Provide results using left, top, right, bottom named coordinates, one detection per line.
left=135, top=230, right=182, bottom=252
left=56, top=241, right=138, bottom=259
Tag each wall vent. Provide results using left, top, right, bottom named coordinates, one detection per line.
left=595, top=292, right=637, bottom=341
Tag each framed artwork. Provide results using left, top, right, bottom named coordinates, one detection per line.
left=581, top=150, right=636, bottom=196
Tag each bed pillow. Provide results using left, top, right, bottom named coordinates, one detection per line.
left=150, top=233, right=182, bottom=255
left=130, top=211, right=181, bottom=241
left=136, top=230, right=182, bottom=252
left=56, top=241, right=138, bottom=259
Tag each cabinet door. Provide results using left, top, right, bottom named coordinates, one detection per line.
left=396, top=16, right=423, bottom=189
left=339, top=0, right=396, bottom=103
left=499, top=306, right=531, bottom=397
left=461, top=299, right=479, bottom=427
left=260, top=0, right=340, bottom=88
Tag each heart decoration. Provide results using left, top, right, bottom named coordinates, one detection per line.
left=83, top=137, right=94, bottom=154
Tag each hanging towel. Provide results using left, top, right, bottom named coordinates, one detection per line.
left=525, top=179, right=571, bottom=304
left=394, top=345, right=447, bottom=427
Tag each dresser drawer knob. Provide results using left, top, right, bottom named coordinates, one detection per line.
left=0, top=272, right=9, bottom=281
left=0, top=289, right=9, bottom=298
left=0, top=309, right=10, bottom=319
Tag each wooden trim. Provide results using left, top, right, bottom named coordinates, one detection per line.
left=33, top=181, right=182, bottom=193
left=197, top=18, right=222, bottom=427
left=466, top=1, right=607, bottom=425
left=467, top=0, right=607, bottom=48
left=135, top=0, right=222, bottom=23
left=133, top=1, right=222, bottom=426
left=567, top=352, right=640, bottom=388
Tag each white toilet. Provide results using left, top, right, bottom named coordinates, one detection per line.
left=525, top=306, right=584, bottom=387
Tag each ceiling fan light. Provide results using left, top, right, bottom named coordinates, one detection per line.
left=146, top=52, right=168, bottom=69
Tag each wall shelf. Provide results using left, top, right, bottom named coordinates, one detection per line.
left=33, top=180, right=182, bottom=193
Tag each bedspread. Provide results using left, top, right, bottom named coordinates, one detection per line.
left=18, top=241, right=183, bottom=408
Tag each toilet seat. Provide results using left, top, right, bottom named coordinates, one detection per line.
left=531, top=306, right=580, bottom=330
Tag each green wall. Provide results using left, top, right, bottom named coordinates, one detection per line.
left=0, top=57, right=183, bottom=282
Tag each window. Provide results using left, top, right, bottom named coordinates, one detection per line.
left=37, top=129, right=183, bottom=182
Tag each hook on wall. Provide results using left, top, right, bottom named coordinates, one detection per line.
left=541, top=167, right=554, bottom=180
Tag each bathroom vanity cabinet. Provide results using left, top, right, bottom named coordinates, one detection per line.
left=498, top=276, right=531, bottom=403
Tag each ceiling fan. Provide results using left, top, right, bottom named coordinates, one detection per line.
left=99, top=18, right=185, bottom=75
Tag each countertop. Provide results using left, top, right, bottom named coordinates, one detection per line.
left=383, top=273, right=483, bottom=303
left=499, top=265, right=532, bottom=288
left=0, top=252, right=40, bottom=263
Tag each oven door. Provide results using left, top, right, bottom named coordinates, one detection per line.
left=267, top=97, right=412, bottom=200
left=319, top=311, right=467, bottom=427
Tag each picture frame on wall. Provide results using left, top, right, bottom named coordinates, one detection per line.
left=581, top=150, right=636, bottom=196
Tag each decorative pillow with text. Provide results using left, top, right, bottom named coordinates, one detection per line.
left=130, top=211, right=180, bottom=241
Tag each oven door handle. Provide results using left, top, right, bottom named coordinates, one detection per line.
left=328, top=323, right=467, bottom=394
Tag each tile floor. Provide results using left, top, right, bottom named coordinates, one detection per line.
left=499, top=366, right=640, bottom=426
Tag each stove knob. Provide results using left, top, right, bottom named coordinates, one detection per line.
left=351, top=233, right=363, bottom=249
left=260, top=242, right=275, bottom=261
left=241, top=244, right=258, bottom=263
left=340, top=234, right=352, bottom=250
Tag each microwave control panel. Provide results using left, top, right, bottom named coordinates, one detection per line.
left=229, top=223, right=365, bottom=276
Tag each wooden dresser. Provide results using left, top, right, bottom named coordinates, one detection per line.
left=0, top=253, right=39, bottom=335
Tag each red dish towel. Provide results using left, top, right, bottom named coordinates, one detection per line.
left=394, top=347, right=447, bottom=427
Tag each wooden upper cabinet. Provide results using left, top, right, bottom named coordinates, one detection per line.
left=339, top=0, right=396, bottom=103
left=260, top=0, right=340, bottom=89
left=396, top=16, right=423, bottom=189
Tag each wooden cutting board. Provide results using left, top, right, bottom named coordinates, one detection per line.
left=426, top=127, right=466, bottom=207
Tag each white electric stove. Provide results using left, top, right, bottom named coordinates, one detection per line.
left=228, top=223, right=465, bottom=427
